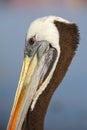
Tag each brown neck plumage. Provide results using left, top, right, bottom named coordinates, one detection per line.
left=22, top=21, right=79, bottom=130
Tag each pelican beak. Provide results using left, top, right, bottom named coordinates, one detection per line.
left=7, top=40, right=57, bottom=130
left=7, top=54, right=38, bottom=130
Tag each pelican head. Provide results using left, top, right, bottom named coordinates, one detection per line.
left=7, top=16, right=79, bottom=130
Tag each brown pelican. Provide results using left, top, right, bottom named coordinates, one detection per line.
left=7, top=16, right=79, bottom=130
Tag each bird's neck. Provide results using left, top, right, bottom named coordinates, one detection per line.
left=22, top=88, right=54, bottom=130
left=22, top=103, right=45, bottom=130
left=22, top=21, right=79, bottom=130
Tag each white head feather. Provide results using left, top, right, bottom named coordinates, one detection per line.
left=26, top=16, right=71, bottom=111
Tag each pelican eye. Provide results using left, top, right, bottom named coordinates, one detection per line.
left=29, top=37, right=35, bottom=45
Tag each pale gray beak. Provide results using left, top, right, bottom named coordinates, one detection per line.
left=7, top=40, right=57, bottom=130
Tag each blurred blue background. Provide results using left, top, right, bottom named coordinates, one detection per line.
left=0, top=4, right=87, bottom=130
